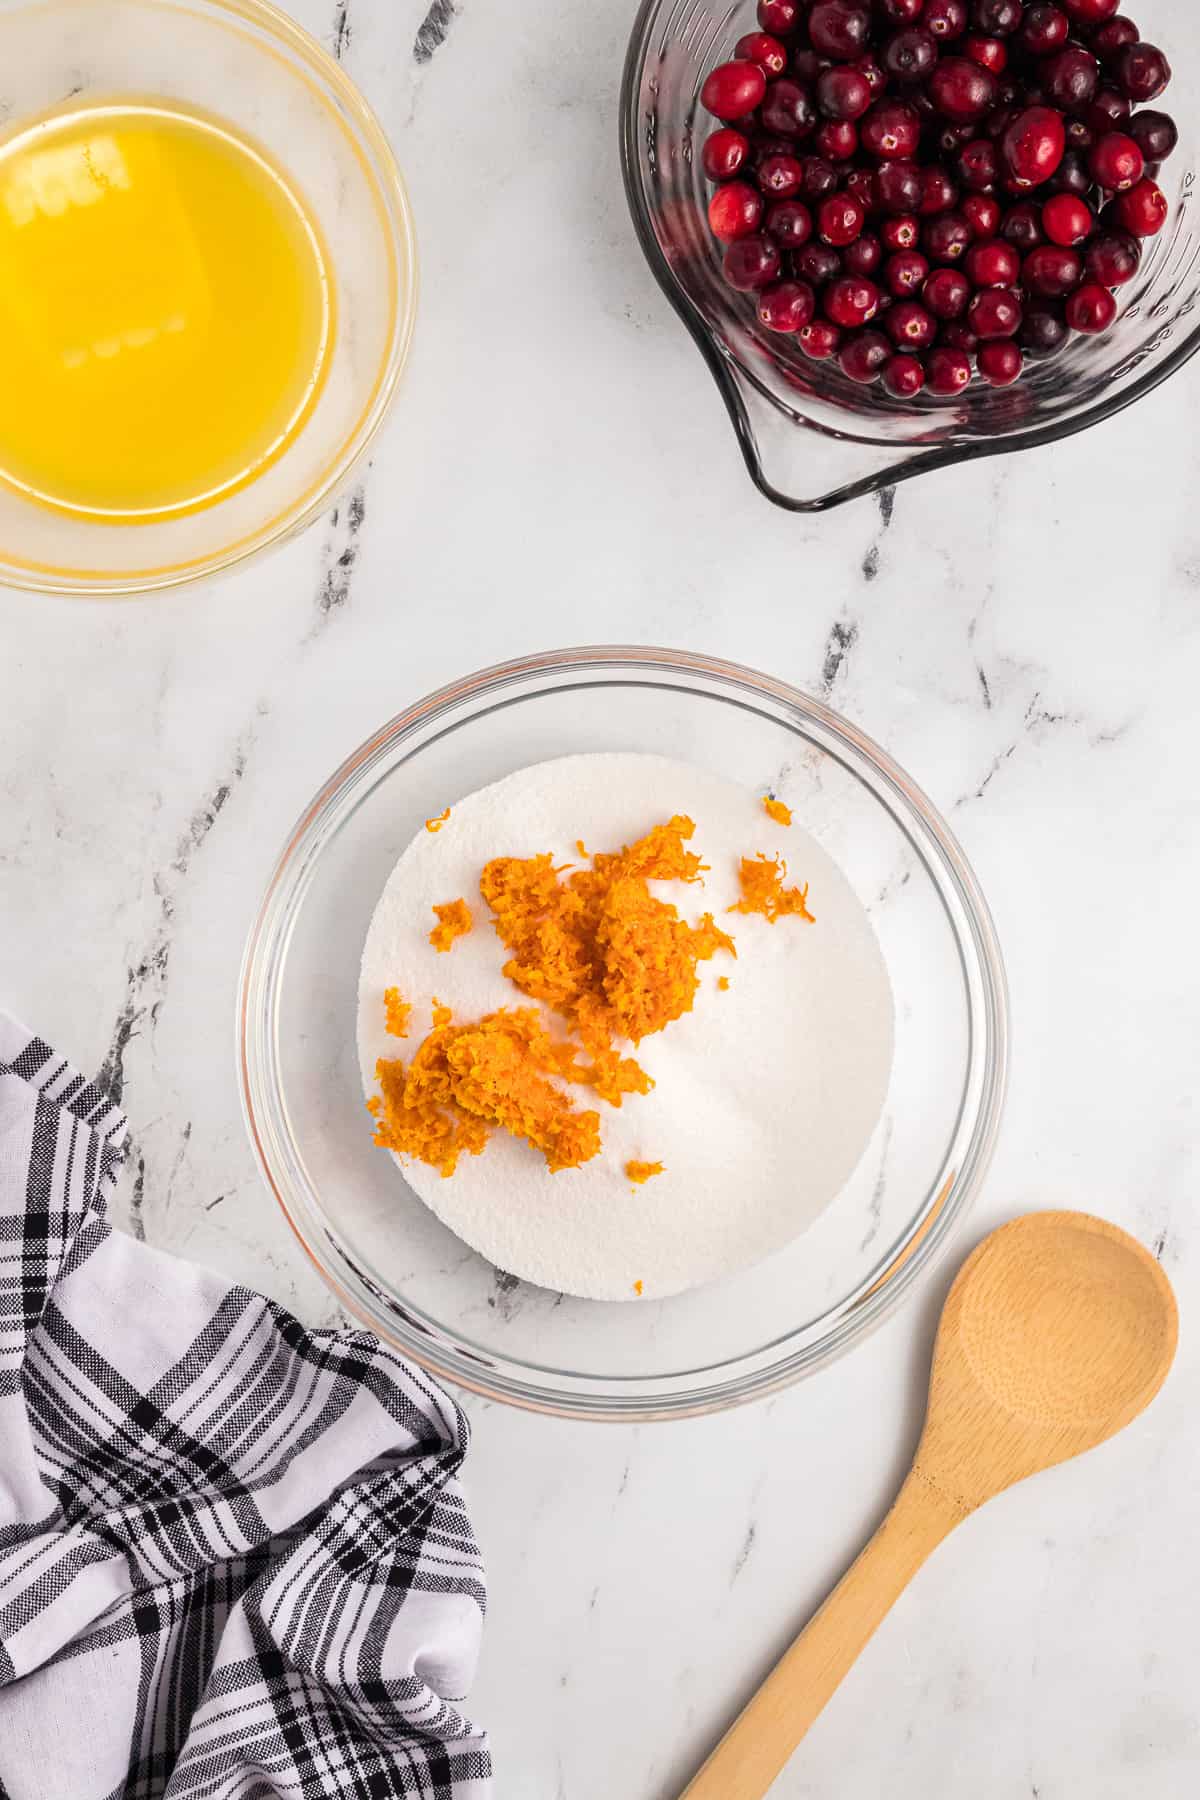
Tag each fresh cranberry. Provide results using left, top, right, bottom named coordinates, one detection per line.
left=824, top=274, right=883, bottom=324
left=1019, top=301, right=1069, bottom=354
left=877, top=160, right=924, bottom=212
left=1115, top=176, right=1168, bottom=236
left=757, top=153, right=807, bottom=196
left=762, top=79, right=818, bottom=136
left=971, top=0, right=1021, bottom=32
left=1064, top=119, right=1095, bottom=157
left=839, top=326, right=892, bottom=378
left=758, top=279, right=817, bottom=331
left=919, top=166, right=960, bottom=213
left=965, top=34, right=1008, bottom=73
left=792, top=48, right=829, bottom=83
left=752, top=134, right=797, bottom=170
left=1063, top=0, right=1118, bottom=20
left=965, top=237, right=1020, bottom=284
left=882, top=352, right=927, bottom=395
left=1086, top=89, right=1130, bottom=133
left=885, top=248, right=931, bottom=293
left=1088, top=132, right=1144, bottom=191
left=1018, top=4, right=1069, bottom=55
left=766, top=198, right=815, bottom=245
left=723, top=233, right=783, bottom=289
left=701, top=60, right=767, bottom=121
left=1003, top=202, right=1044, bottom=249
left=941, top=322, right=980, bottom=349
left=797, top=240, right=843, bottom=282
left=708, top=182, right=764, bottom=241
left=882, top=27, right=938, bottom=80
left=1128, top=111, right=1177, bottom=164
left=1114, top=42, right=1170, bottom=103
left=1065, top=281, right=1117, bottom=330
left=844, top=231, right=884, bottom=274
left=968, top=285, right=1022, bottom=335
left=1084, top=228, right=1140, bottom=283
left=1046, top=148, right=1092, bottom=195
left=924, top=211, right=973, bottom=261
left=923, top=265, right=972, bottom=315
left=1041, top=46, right=1100, bottom=112
left=885, top=299, right=937, bottom=346
left=1022, top=243, right=1083, bottom=294
left=1093, top=17, right=1139, bottom=60
left=881, top=213, right=921, bottom=251
left=963, top=192, right=1002, bottom=236
left=801, top=155, right=840, bottom=198
left=930, top=57, right=998, bottom=122
left=958, top=138, right=999, bottom=189
left=977, top=339, right=1023, bottom=383
left=983, top=103, right=1018, bottom=142
left=815, top=118, right=859, bottom=157
left=798, top=317, right=841, bottom=358
left=924, top=0, right=969, bottom=38
left=1041, top=192, right=1094, bottom=244
left=758, top=0, right=801, bottom=30
left=817, top=65, right=873, bottom=119
left=809, top=1, right=872, bottom=60
left=854, top=53, right=888, bottom=96
left=818, top=191, right=867, bottom=243
left=1002, top=106, right=1066, bottom=186
left=860, top=99, right=922, bottom=156
left=735, top=33, right=790, bottom=78
left=879, top=0, right=928, bottom=20
left=927, top=345, right=973, bottom=391
left=703, top=128, right=750, bottom=181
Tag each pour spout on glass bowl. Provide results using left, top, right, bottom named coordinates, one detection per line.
left=620, top=0, right=1200, bottom=513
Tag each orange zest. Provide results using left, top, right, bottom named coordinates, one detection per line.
left=425, top=807, right=451, bottom=833
left=626, top=1159, right=664, bottom=1185
left=762, top=795, right=792, bottom=826
left=429, top=898, right=473, bottom=953
left=383, top=986, right=412, bottom=1039
left=728, top=853, right=815, bottom=925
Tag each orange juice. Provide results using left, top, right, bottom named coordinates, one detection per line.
left=0, top=99, right=334, bottom=520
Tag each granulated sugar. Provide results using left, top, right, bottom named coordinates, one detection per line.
left=357, top=753, right=893, bottom=1302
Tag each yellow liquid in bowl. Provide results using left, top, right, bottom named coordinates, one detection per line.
left=0, top=99, right=334, bottom=520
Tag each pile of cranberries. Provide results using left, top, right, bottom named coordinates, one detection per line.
left=699, top=0, right=1176, bottom=396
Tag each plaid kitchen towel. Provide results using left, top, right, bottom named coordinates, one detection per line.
left=0, top=1013, right=491, bottom=1800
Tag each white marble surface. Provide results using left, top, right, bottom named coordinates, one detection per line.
left=2, top=1, right=1199, bottom=1794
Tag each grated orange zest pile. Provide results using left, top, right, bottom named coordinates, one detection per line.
left=425, top=808, right=451, bottom=833
left=626, top=1160, right=664, bottom=1185
left=762, top=795, right=792, bottom=826
left=729, top=853, right=815, bottom=925
left=383, top=986, right=412, bottom=1039
left=429, top=898, right=473, bottom=953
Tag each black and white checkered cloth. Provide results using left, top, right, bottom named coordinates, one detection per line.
left=0, top=1014, right=491, bottom=1799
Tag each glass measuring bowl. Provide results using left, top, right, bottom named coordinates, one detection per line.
left=620, top=0, right=1200, bottom=510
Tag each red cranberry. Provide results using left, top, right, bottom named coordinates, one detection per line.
left=801, top=155, right=840, bottom=198
left=734, top=33, right=790, bottom=79
left=1047, top=148, right=1092, bottom=196
left=881, top=213, right=921, bottom=251
left=758, top=0, right=801, bottom=30
left=701, top=60, right=767, bottom=121
left=1065, top=281, right=1117, bottom=330
left=1086, top=89, right=1130, bottom=133
left=792, top=48, right=829, bottom=83
left=708, top=182, right=764, bottom=241
left=757, top=153, right=807, bottom=196
left=978, top=339, right=1023, bottom=383
left=1088, top=131, right=1143, bottom=191
left=919, top=166, right=960, bottom=213
left=798, top=317, right=841, bottom=358
left=885, top=299, right=937, bottom=346
left=766, top=198, right=815, bottom=245
left=817, top=65, right=873, bottom=118
left=1041, top=46, right=1100, bottom=112
left=882, top=28, right=938, bottom=80
left=1022, top=243, right=1083, bottom=294
left=815, top=118, right=859, bottom=157
left=758, top=279, right=817, bottom=331
left=1041, top=192, right=1094, bottom=244
left=930, top=57, right=998, bottom=123
left=723, top=233, right=783, bottom=289
left=924, top=210, right=973, bottom=261
left=797, top=240, right=843, bottom=282
left=1093, top=17, right=1139, bottom=60
left=860, top=99, right=922, bottom=156
left=924, top=0, right=969, bottom=39
left=839, top=326, right=892, bottom=379
left=1114, top=42, right=1170, bottom=103
left=762, top=79, right=818, bottom=136
left=923, top=265, right=972, bottom=316
left=983, top=103, right=1018, bottom=141
left=965, top=237, right=1020, bottom=284
left=752, top=134, right=797, bottom=170
left=703, top=128, right=750, bottom=181
left=879, top=0, right=927, bottom=20
left=885, top=248, right=930, bottom=293
left=971, top=0, right=1021, bottom=33
left=963, top=192, right=1002, bottom=236
left=965, top=34, right=1008, bottom=73
left=1019, top=301, right=1069, bottom=353
left=939, top=121, right=979, bottom=157
left=809, top=1, right=872, bottom=60
left=958, top=138, right=999, bottom=189
left=878, top=160, right=924, bottom=212
left=854, top=53, right=888, bottom=96
left=1084, top=228, right=1140, bottom=283
left=941, top=321, right=980, bottom=349
left=927, top=345, right=973, bottom=391
left=1114, top=176, right=1168, bottom=236
left=1002, top=106, right=1066, bottom=186
left=824, top=273, right=883, bottom=324
left=1062, top=0, right=1118, bottom=21
left=1018, top=4, right=1070, bottom=55
left=968, top=285, right=1022, bottom=335
left=1003, top=202, right=1044, bottom=249
left=844, top=231, right=884, bottom=273
left=882, top=352, right=927, bottom=396
left=844, top=167, right=881, bottom=210
left=818, top=191, right=866, bottom=243
left=1128, top=111, right=1178, bottom=164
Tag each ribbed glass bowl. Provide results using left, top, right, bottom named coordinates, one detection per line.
left=239, top=648, right=1008, bottom=1421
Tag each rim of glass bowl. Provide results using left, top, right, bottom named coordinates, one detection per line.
left=238, top=646, right=1009, bottom=1422
left=1, top=0, right=417, bottom=596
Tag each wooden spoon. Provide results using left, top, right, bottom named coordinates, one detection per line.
left=680, top=1211, right=1178, bottom=1800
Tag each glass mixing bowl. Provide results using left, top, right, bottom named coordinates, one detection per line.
left=621, top=0, right=1199, bottom=510
left=0, top=0, right=416, bottom=594
left=239, top=648, right=1008, bottom=1421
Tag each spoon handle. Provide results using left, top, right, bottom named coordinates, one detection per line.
left=679, top=1469, right=963, bottom=1800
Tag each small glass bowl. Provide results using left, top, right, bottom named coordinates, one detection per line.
left=239, top=648, right=1008, bottom=1421
left=0, top=0, right=416, bottom=593
left=621, top=0, right=1200, bottom=510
